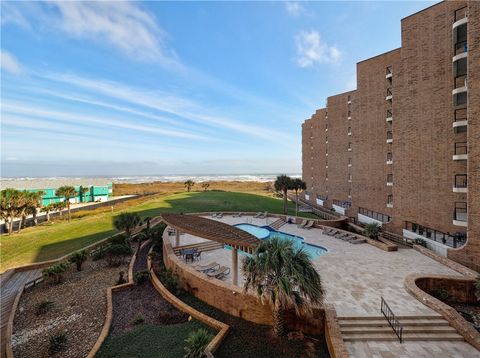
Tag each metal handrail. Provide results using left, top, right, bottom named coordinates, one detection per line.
left=381, top=296, right=403, bottom=343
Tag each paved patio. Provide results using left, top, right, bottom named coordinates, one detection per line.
left=168, top=215, right=480, bottom=357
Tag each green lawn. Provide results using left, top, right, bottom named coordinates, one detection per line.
left=0, top=191, right=313, bottom=271
left=96, top=321, right=214, bottom=358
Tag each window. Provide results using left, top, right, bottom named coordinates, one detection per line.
left=348, top=158, right=352, bottom=165
left=348, top=174, right=352, bottom=181
left=387, top=152, right=393, bottom=161
left=454, top=91, right=467, bottom=106
left=387, top=195, right=393, bottom=205
left=454, top=57, right=467, bottom=77
left=386, top=66, right=392, bottom=75
left=347, top=110, right=351, bottom=118
left=387, top=109, right=392, bottom=118
left=387, top=174, right=393, bottom=183
left=347, top=127, right=352, bottom=135
left=387, top=131, right=393, bottom=140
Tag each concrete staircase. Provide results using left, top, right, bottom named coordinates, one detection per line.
left=339, top=315, right=464, bottom=342
left=269, top=218, right=286, bottom=230
left=173, top=241, right=224, bottom=256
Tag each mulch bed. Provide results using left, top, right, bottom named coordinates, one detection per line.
left=109, top=242, right=189, bottom=337
left=448, top=301, right=480, bottom=333
left=12, top=258, right=129, bottom=358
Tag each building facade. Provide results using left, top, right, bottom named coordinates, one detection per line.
left=28, top=184, right=113, bottom=206
left=301, top=1, right=479, bottom=271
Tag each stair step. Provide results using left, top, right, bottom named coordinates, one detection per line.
left=343, top=332, right=464, bottom=342
left=339, top=319, right=450, bottom=327
left=341, top=326, right=457, bottom=334
left=338, top=315, right=442, bottom=320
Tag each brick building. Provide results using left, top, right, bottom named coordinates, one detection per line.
left=301, top=1, right=479, bottom=271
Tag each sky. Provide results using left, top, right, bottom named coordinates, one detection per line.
left=0, top=1, right=435, bottom=178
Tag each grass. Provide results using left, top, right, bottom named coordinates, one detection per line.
left=96, top=321, right=214, bottom=358
left=0, top=190, right=315, bottom=271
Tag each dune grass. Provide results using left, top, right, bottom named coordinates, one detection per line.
left=0, top=190, right=313, bottom=271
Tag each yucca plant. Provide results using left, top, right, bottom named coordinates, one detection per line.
left=363, top=223, right=381, bottom=240
left=69, top=250, right=89, bottom=271
left=48, top=333, right=67, bottom=354
left=184, top=329, right=213, bottom=358
left=243, top=237, right=324, bottom=336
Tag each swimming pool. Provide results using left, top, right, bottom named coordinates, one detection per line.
left=234, top=223, right=327, bottom=259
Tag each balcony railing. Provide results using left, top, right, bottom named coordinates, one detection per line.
left=454, top=74, right=467, bottom=89
left=333, top=200, right=351, bottom=208
left=405, top=221, right=466, bottom=248
left=454, top=142, right=467, bottom=155
left=454, top=6, right=468, bottom=22
left=454, top=174, right=467, bottom=188
left=359, top=207, right=391, bottom=223
left=386, top=88, right=393, bottom=100
left=454, top=202, right=467, bottom=222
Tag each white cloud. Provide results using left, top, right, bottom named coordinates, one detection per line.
left=295, top=30, right=341, bottom=68
left=285, top=2, right=304, bottom=17
left=1, top=50, right=23, bottom=75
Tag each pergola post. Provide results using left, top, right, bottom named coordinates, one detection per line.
left=175, top=229, right=180, bottom=247
left=232, top=247, right=238, bottom=286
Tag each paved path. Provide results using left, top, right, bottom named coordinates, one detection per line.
left=1, top=269, right=43, bottom=358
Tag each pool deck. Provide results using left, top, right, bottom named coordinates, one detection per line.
left=169, top=215, right=480, bottom=357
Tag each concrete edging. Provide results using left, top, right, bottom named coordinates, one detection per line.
left=324, top=304, right=349, bottom=358
left=147, top=246, right=230, bottom=354
left=404, top=274, right=480, bottom=351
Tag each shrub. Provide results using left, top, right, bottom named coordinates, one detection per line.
left=43, top=262, right=70, bottom=284
left=48, top=333, right=67, bottom=355
left=415, top=238, right=428, bottom=248
left=36, top=301, right=54, bottom=315
left=91, top=248, right=106, bottom=261
left=134, top=269, right=149, bottom=285
left=184, top=329, right=213, bottom=358
left=432, top=288, right=449, bottom=301
left=160, top=268, right=180, bottom=295
left=475, top=275, right=480, bottom=301
left=363, top=223, right=381, bottom=239
left=108, top=234, right=128, bottom=246
left=104, top=244, right=132, bottom=267
left=116, top=271, right=127, bottom=285
left=131, top=315, right=145, bottom=325
left=69, top=250, right=89, bottom=271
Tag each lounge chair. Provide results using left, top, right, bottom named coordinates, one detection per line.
left=303, top=221, right=314, bottom=230
left=350, top=237, right=366, bottom=244
left=232, top=212, right=242, bottom=217
left=334, top=232, right=348, bottom=239
left=216, top=213, right=223, bottom=219
left=195, top=262, right=220, bottom=272
left=322, top=228, right=334, bottom=235
left=254, top=212, right=262, bottom=218
left=211, top=213, right=218, bottom=218
left=258, top=211, right=268, bottom=219
left=297, top=219, right=308, bottom=228
left=206, top=266, right=231, bottom=279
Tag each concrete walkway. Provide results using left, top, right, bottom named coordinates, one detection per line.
left=1, top=269, right=43, bottom=358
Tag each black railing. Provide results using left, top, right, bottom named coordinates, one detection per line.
left=387, top=131, right=393, bottom=140
left=381, top=297, right=403, bottom=343
left=387, top=109, right=392, bottom=118
left=317, top=195, right=327, bottom=201
left=386, top=88, right=392, bottom=97
left=454, top=6, right=468, bottom=22
left=454, top=174, right=467, bottom=188
left=358, top=207, right=391, bottom=223
left=454, top=108, right=467, bottom=122
left=454, top=142, right=467, bottom=155
left=387, top=153, right=393, bottom=162
left=333, top=199, right=351, bottom=208
left=405, top=221, right=466, bottom=248
left=386, top=66, right=392, bottom=75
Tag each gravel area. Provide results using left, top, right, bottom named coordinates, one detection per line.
left=12, top=258, right=129, bottom=358
left=449, top=302, right=480, bottom=333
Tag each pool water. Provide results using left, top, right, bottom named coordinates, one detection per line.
left=234, top=223, right=327, bottom=259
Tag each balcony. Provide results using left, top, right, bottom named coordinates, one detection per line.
left=453, top=7, right=468, bottom=55
left=453, top=108, right=467, bottom=129
left=387, top=203, right=393, bottom=208
left=385, top=88, right=393, bottom=101
left=453, top=141, right=467, bottom=160
left=453, top=202, right=467, bottom=227
left=453, top=174, right=467, bottom=193
left=386, top=131, right=393, bottom=144
left=385, top=66, right=393, bottom=80
left=386, top=159, right=393, bottom=165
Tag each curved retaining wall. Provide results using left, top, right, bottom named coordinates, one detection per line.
left=147, top=248, right=230, bottom=354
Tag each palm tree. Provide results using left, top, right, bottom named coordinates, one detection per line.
left=274, top=175, right=294, bottom=215
left=242, top=237, right=324, bottom=336
left=79, top=185, right=90, bottom=203
left=0, top=188, right=22, bottom=234
left=113, top=212, right=141, bottom=245
left=55, top=186, right=77, bottom=222
left=16, top=191, right=31, bottom=232
left=184, top=180, right=195, bottom=192
left=201, top=182, right=210, bottom=191
left=41, top=203, right=55, bottom=222
left=363, top=223, right=381, bottom=240
left=291, top=178, right=306, bottom=217
left=29, top=191, right=45, bottom=226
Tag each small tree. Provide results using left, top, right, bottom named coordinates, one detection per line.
left=69, top=250, right=89, bottom=271
left=201, top=182, right=210, bottom=191
left=184, top=180, right=195, bottom=192
left=104, top=244, right=132, bottom=266
left=113, top=212, right=141, bottom=245
left=274, top=175, right=294, bottom=215
left=79, top=185, right=90, bottom=203
left=291, top=178, right=306, bottom=217
left=363, top=223, right=381, bottom=240
left=43, top=262, right=70, bottom=284
left=55, top=186, right=77, bottom=222
left=41, top=203, right=55, bottom=222
left=243, top=237, right=324, bottom=336
left=184, top=329, right=213, bottom=358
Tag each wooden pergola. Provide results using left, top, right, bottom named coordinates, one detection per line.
left=161, top=214, right=261, bottom=285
